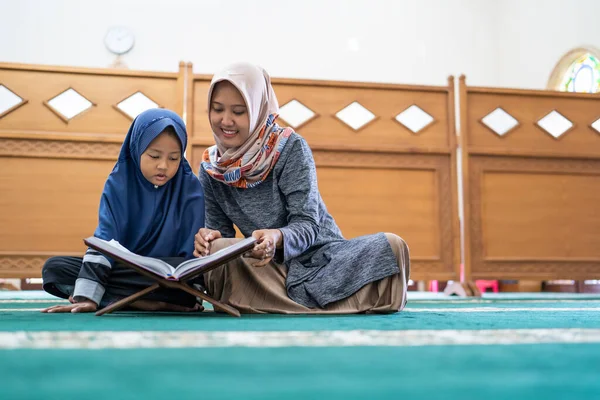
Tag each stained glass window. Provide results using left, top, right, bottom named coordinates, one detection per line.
left=559, top=53, right=600, bottom=93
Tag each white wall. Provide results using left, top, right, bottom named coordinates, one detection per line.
left=1, top=0, right=599, bottom=89
left=494, top=0, right=600, bottom=89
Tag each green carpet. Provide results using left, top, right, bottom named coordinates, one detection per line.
left=1, top=292, right=599, bottom=399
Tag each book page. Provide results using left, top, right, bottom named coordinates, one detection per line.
left=92, top=238, right=175, bottom=277
left=172, top=237, right=256, bottom=279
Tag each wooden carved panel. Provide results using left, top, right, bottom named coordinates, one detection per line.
left=0, top=255, right=48, bottom=278
left=466, top=89, right=600, bottom=158
left=190, top=78, right=454, bottom=154
left=468, top=155, right=600, bottom=280
left=191, top=145, right=458, bottom=280
left=313, top=151, right=456, bottom=279
left=0, top=64, right=180, bottom=135
left=0, top=138, right=121, bottom=159
left=0, top=157, right=114, bottom=253
left=0, top=63, right=185, bottom=279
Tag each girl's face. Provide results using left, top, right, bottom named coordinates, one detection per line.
left=140, top=130, right=181, bottom=186
left=209, top=81, right=251, bottom=150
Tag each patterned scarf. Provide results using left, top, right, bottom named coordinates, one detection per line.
left=202, top=114, right=293, bottom=188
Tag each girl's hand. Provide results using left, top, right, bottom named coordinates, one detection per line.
left=41, top=299, right=98, bottom=313
left=250, top=229, right=282, bottom=267
left=194, top=228, right=223, bottom=257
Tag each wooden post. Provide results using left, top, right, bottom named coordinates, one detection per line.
left=443, top=75, right=481, bottom=297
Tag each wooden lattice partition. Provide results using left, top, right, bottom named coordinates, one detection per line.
left=0, top=62, right=186, bottom=278
left=187, top=66, right=461, bottom=281
left=460, top=76, right=600, bottom=282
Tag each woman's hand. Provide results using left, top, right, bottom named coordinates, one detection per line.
left=194, top=228, right=223, bottom=257
left=41, top=298, right=98, bottom=313
left=250, top=229, right=283, bottom=267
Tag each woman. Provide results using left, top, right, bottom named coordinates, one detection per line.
left=195, top=62, right=410, bottom=314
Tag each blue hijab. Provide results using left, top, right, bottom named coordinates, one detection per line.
left=94, top=109, right=205, bottom=259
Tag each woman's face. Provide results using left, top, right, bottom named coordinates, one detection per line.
left=209, top=81, right=251, bottom=150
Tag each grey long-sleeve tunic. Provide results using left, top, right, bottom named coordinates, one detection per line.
left=199, top=132, right=399, bottom=308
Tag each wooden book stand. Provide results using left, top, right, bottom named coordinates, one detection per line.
left=84, top=237, right=257, bottom=317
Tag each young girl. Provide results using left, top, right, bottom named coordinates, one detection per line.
left=42, top=109, right=205, bottom=313
left=194, top=62, right=410, bottom=314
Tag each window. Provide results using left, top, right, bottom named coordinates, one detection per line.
left=560, top=53, right=600, bottom=93
left=547, top=47, right=600, bottom=93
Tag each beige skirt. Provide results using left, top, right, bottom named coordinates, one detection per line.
left=203, top=233, right=410, bottom=314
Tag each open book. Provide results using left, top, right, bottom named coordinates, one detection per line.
left=84, top=236, right=257, bottom=281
